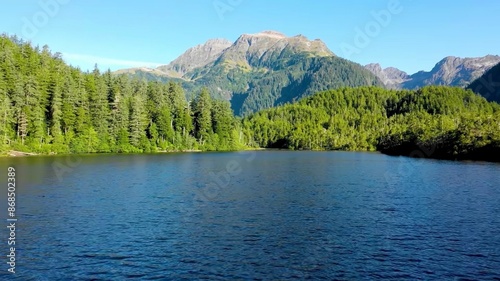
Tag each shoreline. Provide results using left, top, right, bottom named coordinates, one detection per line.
left=5, top=151, right=40, bottom=157
left=1, top=148, right=498, bottom=163
left=0, top=148, right=267, bottom=158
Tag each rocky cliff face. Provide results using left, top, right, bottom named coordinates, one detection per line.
left=216, top=31, right=334, bottom=69
left=182, top=31, right=381, bottom=114
left=407, top=55, right=500, bottom=88
left=169, top=30, right=336, bottom=79
left=364, top=63, right=410, bottom=89
left=468, top=61, right=500, bottom=103
left=125, top=31, right=336, bottom=80
left=113, top=31, right=383, bottom=115
left=366, top=55, right=500, bottom=89
left=157, top=38, right=232, bottom=77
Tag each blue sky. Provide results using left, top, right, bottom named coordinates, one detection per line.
left=1, top=0, right=499, bottom=74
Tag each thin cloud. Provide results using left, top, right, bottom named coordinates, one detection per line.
left=62, top=53, right=164, bottom=70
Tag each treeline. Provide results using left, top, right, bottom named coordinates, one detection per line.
left=243, top=86, right=500, bottom=161
left=232, top=55, right=384, bottom=116
left=0, top=35, right=245, bottom=154
left=2, top=34, right=500, bottom=161
left=154, top=51, right=384, bottom=116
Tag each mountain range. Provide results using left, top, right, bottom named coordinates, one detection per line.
left=116, top=31, right=500, bottom=115
left=467, top=61, right=500, bottom=103
left=365, top=55, right=500, bottom=89
left=116, top=31, right=382, bottom=115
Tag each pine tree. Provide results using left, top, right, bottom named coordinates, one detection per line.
left=47, top=66, right=64, bottom=150
left=193, top=88, right=213, bottom=144
left=129, top=80, right=148, bottom=148
left=11, top=77, right=28, bottom=146
left=60, top=73, right=76, bottom=136
left=156, top=105, right=174, bottom=145
left=0, top=72, right=12, bottom=151
left=89, top=66, right=111, bottom=151
left=0, top=35, right=249, bottom=154
left=211, top=99, right=235, bottom=149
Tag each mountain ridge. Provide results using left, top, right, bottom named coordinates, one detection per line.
left=115, top=31, right=500, bottom=113
left=364, top=63, right=410, bottom=89
left=468, top=61, right=500, bottom=103
left=157, top=38, right=232, bottom=78
left=115, top=30, right=383, bottom=115
left=365, top=55, right=500, bottom=89
left=118, top=30, right=335, bottom=80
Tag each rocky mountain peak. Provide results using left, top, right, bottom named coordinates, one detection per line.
left=157, top=38, right=232, bottom=76
left=364, top=63, right=409, bottom=88
left=365, top=63, right=383, bottom=73
left=468, top=61, right=500, bottom=103
left=225, top=31, right=334, bottom=68
left=205, top=38, right=233, bottom=45
left=234, top=31, right=286, bottom=46
left=427, top=55, right=500, bottom=86
left=365, top=55, right=500, bottom=89
left=249, top=30, right=287, bottom=38
left=151, top=31, right=336, bottom=79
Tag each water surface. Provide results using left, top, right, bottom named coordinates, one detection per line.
left=0, top=151, right=499, bottom=280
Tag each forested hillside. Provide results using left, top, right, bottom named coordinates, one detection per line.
left=2, top=34, right=499, bottom=161
left=119, top=31, right=383, bottom=115
left=243, top=86, right=500, bottom=161
left=207, top=55, right=384, bottom=116
left=0, top=35, right=244, bottom=154
left=127, top=54, right=383, bottom=116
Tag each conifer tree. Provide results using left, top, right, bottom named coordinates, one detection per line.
left=193, top=88, right=213, bottom=143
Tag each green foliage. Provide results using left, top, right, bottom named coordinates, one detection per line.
left=219, top=55, right=384, bottom=116
left=1, top=35, right=498, bottom=161
left=244, top=86, right=500, bottom=161
left=192, top=88, right=213, bottom=142
left=126, top=53, right=384, bottom=116
left=0, top=35, right=245, bottom=154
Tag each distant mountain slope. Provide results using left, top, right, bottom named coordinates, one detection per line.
left=231, top=55, right=382, bottom=115
left=157, top=38, right=232, bottom=78
left=468, top=62, right=500, bottom=103
left=116, top=31, right=383, bottom=115
left=213, top=31, right=334, bottom=71
left=364, top=63, right=410, bottom=89
left=189, top=31, right=381, bottom=115
left=365, top=55, right=500, bottom=89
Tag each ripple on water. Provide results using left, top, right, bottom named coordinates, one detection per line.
left=5, top=151, right=500, bottom=280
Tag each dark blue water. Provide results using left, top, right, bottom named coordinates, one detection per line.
left=1, top=151, right=499, bottom=280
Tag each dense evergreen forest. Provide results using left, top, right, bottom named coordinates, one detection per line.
left=125, top=54, right=384, bottom=116
left=196, top=54, right=384, bottom=116
left=242, top=86, right=500, bottom=161
left=0, top=35, right=245, bottom=154
left=1, top=35, right=499, bottom=161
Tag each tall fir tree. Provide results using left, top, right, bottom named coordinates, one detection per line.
left=193, top=88, right=213, bottom=144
